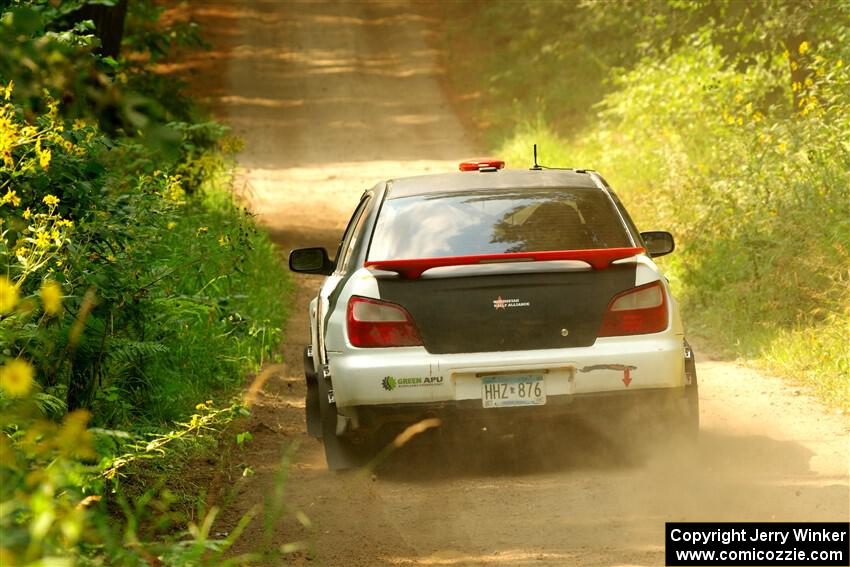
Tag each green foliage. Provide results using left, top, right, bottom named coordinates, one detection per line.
left=461, top=1, right=850, bottom=408
left=1, top=89, right=288, bottom=425
left=1, top=0, right=292, bottom=564
left=123, top=0, right=207, bottom=63
left=0, top=401, right=266, bottom=565
left=450, top=0, right=844, bottom=140
left=0, top=0, right=202, bottom=158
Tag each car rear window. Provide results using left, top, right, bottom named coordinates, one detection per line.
left=368, top=188, right=632, bottom=260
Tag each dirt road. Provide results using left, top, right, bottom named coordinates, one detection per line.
left=181, top=2, right=849, bottom=565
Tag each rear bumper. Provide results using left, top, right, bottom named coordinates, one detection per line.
left=353, top=386, right=695, bottom=435
left=327, top=333, right=686, bottom=412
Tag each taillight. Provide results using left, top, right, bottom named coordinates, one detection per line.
left=346, top=296, right=423, bottom=348
left=598, top=281, right=668, bottom=337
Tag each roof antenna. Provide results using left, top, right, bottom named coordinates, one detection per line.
left=531, top=144, right=542, bottom=170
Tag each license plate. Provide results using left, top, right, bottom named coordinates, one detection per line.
left=481, top=374, right=546, bottom=408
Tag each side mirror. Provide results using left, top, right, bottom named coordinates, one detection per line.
left=640, top=231, right=675, bottom=258
left=289, top=247, right=334, bottom=275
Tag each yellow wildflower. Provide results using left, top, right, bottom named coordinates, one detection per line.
left=196, top=226, right=209, bottom=236
left=778, top=142, right=787, bottom=153
left=837, top=59, right=844, bottom=69
left=46, top=97, right=58, bottom=119
left=2, top=189, right=21, bottom=207
left=167, top=221, right=177, bottom=230
left=39, top=147, right=52, bottom=170
left=0, top=276, right=19, bottom=314
left=2, top=80, right=12, bottom=101
left=39, top=280, right=63, bottom=315
left=804, top=77, right=813, bottom=87
left=43, top=194, right=60, bottom=207
left=0, top=358, right=34, bottom=398
left=798, top=41, right=809, bottom=55
left=22, top=208, right=31, bottom=220
left=35, top=232, right=51, bottom=249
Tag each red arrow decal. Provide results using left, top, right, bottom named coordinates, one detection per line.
left=622, top=367, right=632, bottom=387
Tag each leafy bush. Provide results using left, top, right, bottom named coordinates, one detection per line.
left=1, top=85, right=287, bottom=425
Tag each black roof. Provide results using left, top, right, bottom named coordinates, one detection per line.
left=386, top=168, right=600, bottom=199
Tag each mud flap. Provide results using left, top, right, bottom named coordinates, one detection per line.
left=318, top=372, right=369, bottom=471
left=683, top=340, right=700, bottom=438
left=304, top=346, right=322, bottom=438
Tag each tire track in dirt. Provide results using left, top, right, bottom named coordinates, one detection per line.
left=179, top=1, right=849, bottom=565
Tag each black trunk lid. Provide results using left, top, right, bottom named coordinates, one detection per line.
left=376, top=264, right=636, bottom=354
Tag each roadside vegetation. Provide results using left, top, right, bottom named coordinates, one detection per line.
left=0, top=1, right=289, bottom=564
left=444, top=0, right=850, bottom=409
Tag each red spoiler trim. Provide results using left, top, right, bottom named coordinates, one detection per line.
left=364, top=247, right=645, bottom=279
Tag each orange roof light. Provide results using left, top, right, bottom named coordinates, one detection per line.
left=458, top=158, right=505, bottom=172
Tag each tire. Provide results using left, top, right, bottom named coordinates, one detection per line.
left=303, top=346, right=322, bottom=438
left=317, top=373, right=371, bottom=471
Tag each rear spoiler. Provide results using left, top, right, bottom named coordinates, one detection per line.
left=364, top=247, right=645, bottom=279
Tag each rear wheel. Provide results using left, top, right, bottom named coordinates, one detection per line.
left=318, top=375, right=373, bottom=471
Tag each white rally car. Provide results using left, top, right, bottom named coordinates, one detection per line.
left=290, top=159, right=699, bottom=469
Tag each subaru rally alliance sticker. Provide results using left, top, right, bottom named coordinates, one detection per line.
left=492, top=296, right=531, bottom=310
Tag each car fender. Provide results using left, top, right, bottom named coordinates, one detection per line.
left=634, top=255, right=684, bottom=337
left=324, top=268, right=380, bottom=355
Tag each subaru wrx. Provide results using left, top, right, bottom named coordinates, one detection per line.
left=289, top=158, right=699, bottom=469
